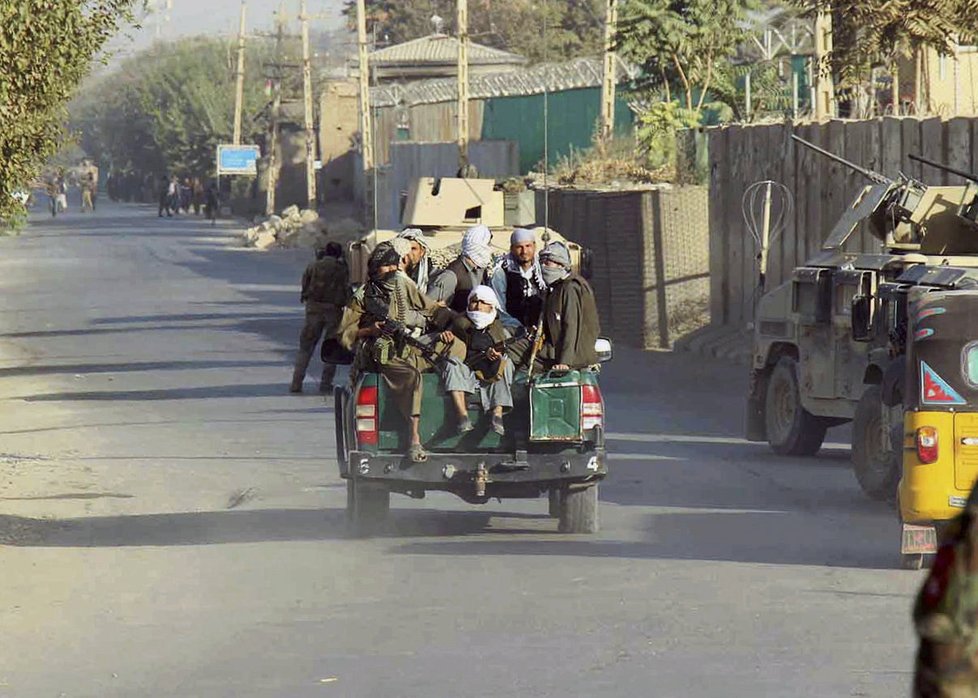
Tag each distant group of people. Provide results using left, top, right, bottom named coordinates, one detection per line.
left=290, top=223, right=600, bottom=462
left=158, top=175, right=219, bottom=224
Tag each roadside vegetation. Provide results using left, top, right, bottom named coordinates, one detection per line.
left=0, top=0, right=136, bottom=226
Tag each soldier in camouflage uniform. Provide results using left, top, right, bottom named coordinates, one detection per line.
left=338, top=243, right=462, bottom=462
left=913, top=483, right=978, bottom=696
left=290, top=242, right=351, bottom=394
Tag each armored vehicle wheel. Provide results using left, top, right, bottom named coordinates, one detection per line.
left=347, top=479, right=390, bottom=537
left=764, top=356, right=827, bottom=456
left=558, top=485, right=599, bottom=534
left=901, top=553, right=925, bottom=570
left=852, top=386, right=900, bottom=501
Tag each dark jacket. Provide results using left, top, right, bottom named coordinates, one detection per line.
left=301, top=257, right=351, bottom=310
left=538, top=273, right=600, bottom=368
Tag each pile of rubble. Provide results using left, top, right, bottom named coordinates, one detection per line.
left=241, top=205, right=364, bottom=251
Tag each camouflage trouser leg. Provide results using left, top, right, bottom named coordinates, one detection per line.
left=291, top=311, right=328, bottom=391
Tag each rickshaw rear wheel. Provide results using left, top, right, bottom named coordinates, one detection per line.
left=852, top=386, right=900, bottom=500
left=764, top=356, right=827, bottom=456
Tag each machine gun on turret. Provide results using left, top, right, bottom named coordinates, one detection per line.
left=790, top=134, right=894, bottom=186
left=791, top=134, right=927, bottom=250
left=908, top=153, right=978, bottom=227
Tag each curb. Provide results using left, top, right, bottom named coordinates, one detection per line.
left=674, top=323, right=751, bottom=366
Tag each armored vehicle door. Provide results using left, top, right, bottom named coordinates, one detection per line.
left=793, top=267, right=835, bottom=399
left=832, top=269, right=877, bottom=399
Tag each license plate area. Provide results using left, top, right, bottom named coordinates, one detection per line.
left=902, top=523, right=938, bottom=554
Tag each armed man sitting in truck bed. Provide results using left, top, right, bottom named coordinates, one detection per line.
left=426, top=224, right=495, bottom=312
left=338, top=243, right=464, bottom=463
left=437, top=285, right=519, bottom=437
left=533, top=241, right=601, bottom=371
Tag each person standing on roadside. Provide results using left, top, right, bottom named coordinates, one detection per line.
left=290, top=242, right=352, bottom=394
left=158, top=175, right=173, bottom=217
left=81, top=173, right=96, bottom=213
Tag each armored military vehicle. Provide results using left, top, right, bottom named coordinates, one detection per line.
left=746, top=136, right=978, bottom=503
left=347, top=177, right=590, bottom=283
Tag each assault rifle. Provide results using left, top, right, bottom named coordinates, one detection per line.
left=362, top=295, right=451, bottom=366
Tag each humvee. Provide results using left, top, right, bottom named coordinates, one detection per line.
left=747, top=136, right=978, bottom=502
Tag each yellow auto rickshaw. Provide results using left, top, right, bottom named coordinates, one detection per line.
left=899, top=290, right=978, bottom=569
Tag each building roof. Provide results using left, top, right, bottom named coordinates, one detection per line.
left=368, top=33, right=528, bottom=67
left=369, top=56, right=638, bottom=108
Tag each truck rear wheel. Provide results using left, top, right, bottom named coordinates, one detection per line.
left=333, top=387, right=348, bottom=466
left=347, top=479, right=390, bottom=537
left=852, top=386, right=900, bottom=501
left=558, top=485, right=599, bottom=534
left=548, top=489, right=561, bottom=518
left=764, top=356, right=827, bottom=456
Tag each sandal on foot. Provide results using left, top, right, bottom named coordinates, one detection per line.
left=408, top=444, right=428, bottom=463
left=457, top=417, right=474, bottom=435
left=491, top=415, right=505, bottom=436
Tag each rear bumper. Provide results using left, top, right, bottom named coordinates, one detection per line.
left=344, top=448, right=607, bottom=496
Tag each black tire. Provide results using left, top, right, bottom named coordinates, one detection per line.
left=764, top=356, right=828, bottom=456
left=901, top=553, right=925, bottom=570
left=558, top=485, right=599, bottom=534
left=333, top=387, right=348, bottom=467
left=346, top=478, right=390, bottom=538
left=852, top=385, right=901, bottom=501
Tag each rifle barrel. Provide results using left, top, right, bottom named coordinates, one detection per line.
left=790, top=134, right=892, bottom=185
left=908, top=153, right=978, bottom=183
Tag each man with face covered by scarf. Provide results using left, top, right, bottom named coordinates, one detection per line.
left=437, top=285, right=514, bottom=436
left=427, top=224, right=494, bottom=312
left=338, top=242, right=461, bottom=462
left=535, top=241, right=600, bottom=371
left=397, top=228, right=435, bottom=289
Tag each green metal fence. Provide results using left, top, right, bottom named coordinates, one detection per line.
left=480, top=87, right=634, bottom=173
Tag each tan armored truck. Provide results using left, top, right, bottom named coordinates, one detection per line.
left=348, top=177, right=589, bottom=283
left=747, top=136, right=978, bottom=500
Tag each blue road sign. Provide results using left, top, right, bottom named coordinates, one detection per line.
left=217, top=145, right=260, bottom=175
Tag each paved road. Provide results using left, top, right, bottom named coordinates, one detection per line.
left=0, top=203, right=922, bottom=697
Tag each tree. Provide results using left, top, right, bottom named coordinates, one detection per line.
left=342, top=0, right=604, bottom=64
left=72, top=37, right=269, bottom=179
left=616, top=0, right=757, bottom=114
left=798, top=0, right=978, bottom=95
left=0, top=0, right=136, bottom=224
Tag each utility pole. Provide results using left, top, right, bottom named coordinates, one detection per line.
left=266, top=4, right=286, bottom=216
left=355, top=0, right=374, bottom=222
left=232, top=1, right=248, bottom=145
left=600, top=0, right=618, bottom=142
left=813, top=9, right=835, bottom=119
left=300, top=0, right=317, bottom=210
left=457, top=0, right=470, bottom=173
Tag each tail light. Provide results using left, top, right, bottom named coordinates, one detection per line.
left=916, top=426, right=938, bottom=464
left=356, top=386, right=379, bottom=446
left=581, top=384, right=604, bottom=432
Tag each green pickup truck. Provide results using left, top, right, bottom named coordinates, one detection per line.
left=333, top=349, right=611, bottom=536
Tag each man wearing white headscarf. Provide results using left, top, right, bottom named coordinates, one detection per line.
left=438, top=285, right=515, bottom=436
left=490, top=227, right=547, bottom=330
left=397, top=228, right=435, bottom=289
left=427, top=223, right=494, bottom=312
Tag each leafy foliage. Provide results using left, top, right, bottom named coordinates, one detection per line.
left=342, top=0, right=605, bottom=63
left=616, top=0, right=757, bottom=112
left=72, top=37, right=269, bottom=179
left=798, top=0, right=978, bottom=88
left=0, top=0, right=135, bottom=223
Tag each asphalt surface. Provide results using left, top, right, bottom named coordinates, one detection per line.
left=0, top=201, right=923, bottom=697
